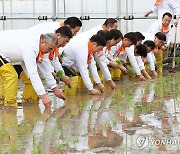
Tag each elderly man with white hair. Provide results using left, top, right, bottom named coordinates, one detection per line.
left=0, top=30, right=65, bottom=107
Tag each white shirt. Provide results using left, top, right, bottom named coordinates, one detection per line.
left=29, top=22, right=60, bottom=32
left=142, top=32, right=156, bottom=71
left=62, top=32, right=101, bottom=91
left=29, top=22, right=64, bottom=74
left=147, top=52, right=156, bottom=71
left=151, top=0, right=180, bottom=20
left=85, top=25, right=103, bottom=37
left=108, top=42, right=141, bottom=75
left=82, top=26, right=113, bottom=81
left=148, top=19, right=172, bottom=44
left=126, top=46, right=141, bottom=75
left=94, top=48, right=112, bottom=81
left=135, top=55, right=145, bottom=71
left=108, top=41, right=122, bottom=60
left=142, top=32, right=155, bottom=41
left=0, top=30, right=55, bottom=95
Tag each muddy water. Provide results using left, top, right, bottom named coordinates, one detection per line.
left=1, top=73, right=180, bottom=153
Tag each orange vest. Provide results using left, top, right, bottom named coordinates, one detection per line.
left=87, top=41, right=93, bottom=64
left=87, top=41, right=103, bottom=63
left=97, top=50, right=104, bottom=59
left=161, top=25, right=169, bottom=33
left=60, top=22, right=65, bottom=27
left=49, top=47, right=59, bottom=60
left=153, top=46, right=158, bottom=54
left=117, top=45, right=125, bottom=56
left=36, top=38, right=44, bottom=64
left=155, top=0, right=161, bottom=6
left=48, top=31, right=60, bottom=60
left=107, top=44, right=111, bottom=51
left=154, top=46, right=158, bottom=51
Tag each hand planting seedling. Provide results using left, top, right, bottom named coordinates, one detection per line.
left=115, top=57, right=122, bottom=66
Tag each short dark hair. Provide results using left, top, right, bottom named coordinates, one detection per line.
left=90, top=34, right=106, bottom=47
left=103, top=18, right=117, bottom=27
left=155, top=32, right=166, bottom=41
left=124, top=32, right=138, bottom=45
left=162, top=12, right=172, bottom=18
left=64, top=17, right=82, bottom=29
left=135, top=32, right=145, bottom=41
left=143, top=40, right=155, bottom=50
left=56, top=26, right=72, bottom=39
left=97, top=30, right=113, bottom=42
left=110, top=29, right=123, bottom=40
left=136, top=44, right=147, bottom=57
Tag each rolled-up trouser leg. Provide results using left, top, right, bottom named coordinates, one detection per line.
left=20, top=71, right=38, bottom=102
left=0, top=62, right=18, bottom=106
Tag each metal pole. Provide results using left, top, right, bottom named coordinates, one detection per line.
left=131, top=0, right=133, bottom=31
left=81, top=0, right=84, bottom=31
left=106, top=0, right=108, bottom=17
left=2, top=0, right=5, bottom=30
left=33, top=0, right=35, bottom=25
left=172, top=26, right=178, bottom=71
left=57, top=0, right=59, bottom=21
left=117, top=0, right=121, bottom=29
left=10, top=0, right=12, bottom=29
left=126, top=0, right=128, bottom=32
left=63, top=0, right=66, bottom=17
left=0, top=16, right=158, bottom=20
left=52, top=0, right=56, bottom=21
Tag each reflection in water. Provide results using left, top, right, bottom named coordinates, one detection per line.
left=0, top=107, right=18, bottom=153
left=50, top=92, right=123, bottom=153
left=1, top=73, right=180, bottom=152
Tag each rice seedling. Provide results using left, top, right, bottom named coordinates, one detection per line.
left=175, top=57, right=180, bottom=65
left=18, top=122, right=26, bottom=137
left=57, top=143, right=62, bottom=153
left=32, top=135, right=44, bottom=154
left=127, top=68, right=136, bottom=77
left=0, top=127, right=10, bottom=141
left=156, top=62, right=163, bottom=67
left=31, top=145, right=43, bottom=154
left=144, top=61, right=150, bottom=65
left=0, top=146, right=2, bottom=154
left=9, top=144, right=18, bottom=153
left=115, top=57, right=122, bottom=66
left=59, top=51, right=66, bottom=59
left=56, top=70, right=64, bottom=79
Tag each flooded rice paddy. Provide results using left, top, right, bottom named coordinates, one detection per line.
left=1, top=72, right=180, bottom=153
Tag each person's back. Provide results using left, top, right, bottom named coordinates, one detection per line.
left=62, top=30, right=90, bottom=71
left=85, top=25, right=103, bottom=38
left=29, top=22, right=60, bottom=34
left=0, top=29, right=39, bottom=62
left=79, top=18, right=118, bottom=40
left=142, top=32, right=155, bottom=42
